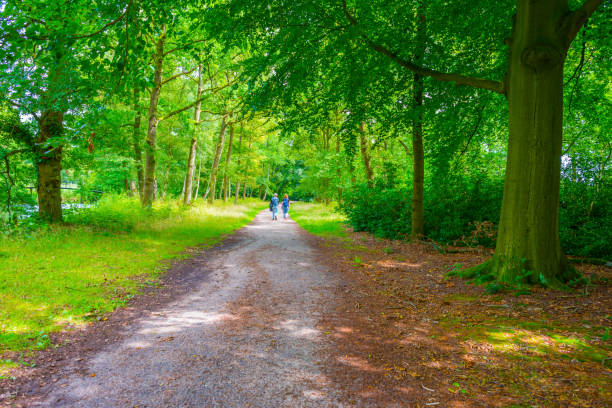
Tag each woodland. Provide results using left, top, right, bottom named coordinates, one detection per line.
left=2, top=0, right=610, bottom=281
left=0, top=0, right=611, bottom=405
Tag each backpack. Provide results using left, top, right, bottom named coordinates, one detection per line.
left=269, top=201, right=273, bottom=211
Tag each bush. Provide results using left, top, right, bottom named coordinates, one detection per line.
left=341, top=176, right=611, bottom=260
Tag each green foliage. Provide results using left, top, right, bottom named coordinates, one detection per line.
left=559, top=179, right=612, bottom=260
left=342, top=174, right=611, bottom=261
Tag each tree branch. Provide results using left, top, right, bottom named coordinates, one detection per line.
left=564, top=41, right=587, bottom=86
left=158, top=81, right=235, bottom=122
left=397, top=139, right=411, bottom=156
left=458, top=105, right=485, bottom=157
left=163, top=39, right=207, bottom=57
left=0, top=148, right=30, bottom=159
left=566, top=0, right=605, bottom=46
left=340, top=0, right=504, bottom=94
left=162, top=67, right=198, bottom=85
left=72, top=5, right=129, bottom=40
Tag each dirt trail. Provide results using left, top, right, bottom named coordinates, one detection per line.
left=40, top=211, right=351, bottom=407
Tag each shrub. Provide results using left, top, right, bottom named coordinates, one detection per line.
left=340, top=176, right=611, bottom=260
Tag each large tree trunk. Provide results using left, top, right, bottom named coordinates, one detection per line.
left=206, top=116, right=228, bottom=204
left=183, top=65, right=203, bottom=205
left=132, top=89, right=144, bottom=199
left=485, top=0, right=584, bottom=285
left=222, top=121, right=234, bottom=202
left=36, top=110, right=64, bottom=222
left=359, top=122, right=373, bottom=186
left=142, top=27, right=166, bottom=207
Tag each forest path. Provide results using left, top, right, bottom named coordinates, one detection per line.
left=41, top=210, right=352, bottom=407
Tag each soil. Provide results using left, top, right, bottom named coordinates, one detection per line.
left=1, top=211, right=610, bottom=407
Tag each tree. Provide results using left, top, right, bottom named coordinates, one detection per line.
left=0, top=0, right=129, bottom=221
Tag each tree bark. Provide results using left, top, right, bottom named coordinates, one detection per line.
left=222, top=121, right=234, bottom=202
left=142, top=26, right=166, bottom=207
left=132, top=88, right=144, bottom=199
left=183, top=65, right=203, bottom=205
left=359, top=122, right=373, bottom=186
left=206, top=115, right=228, bottom=204
left=36, top=110, right=64, bottom=222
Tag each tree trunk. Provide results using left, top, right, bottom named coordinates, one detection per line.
left=179, top=176, right=187, bottom=202
left=411, top=80, right=425, bottom=239
left=336, top=134, right=343, bottom=202
left=132, top=88, right=144, bottom=199
left=162, top=158, right=171, bottom=199
left=485, top=0, right=583, bottom=285
left=36, top=110, right=64, bottom=222
left=222, top=121, right=234, bottom=202
left=142, top=27, right=166, bottom=207
left=359, top=122, right=373, bottom=186
left=410, top=2, right=426, bottom=239
left=233, top=123, right=243, bottom=204
left=206, top=116, right=228, bottom=204
left=262, top=164, right=270, bottom=201
left=183, top=65, right=203, bottom=205
left=193, top=157, right=202, bottom=200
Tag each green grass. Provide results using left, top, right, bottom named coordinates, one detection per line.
left=0, top=196, right=262, bottom=363
left=291, top=202, right=347, bottom=237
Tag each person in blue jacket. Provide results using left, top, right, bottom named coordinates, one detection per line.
left=282, top=194, right=290, bottom=220
left=270, top=193, right=279, bottom=220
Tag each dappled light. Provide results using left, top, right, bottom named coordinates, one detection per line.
left=275, top=319, right=320, bottom=339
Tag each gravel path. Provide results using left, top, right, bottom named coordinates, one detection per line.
left=41, top=211, right=350, bottom=407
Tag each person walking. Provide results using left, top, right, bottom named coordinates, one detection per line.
left=270, top=193, right=279, bottom=220
left=281, top=194, right=290, bottom=220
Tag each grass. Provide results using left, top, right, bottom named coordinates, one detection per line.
left=0, top=195, right=262, bottom=368
left=290, top=202, right=347, bottom=237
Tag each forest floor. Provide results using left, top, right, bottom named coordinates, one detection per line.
left=294, top=203, right=612, bottom=407
left=1, top=203, right=610, bottom=407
